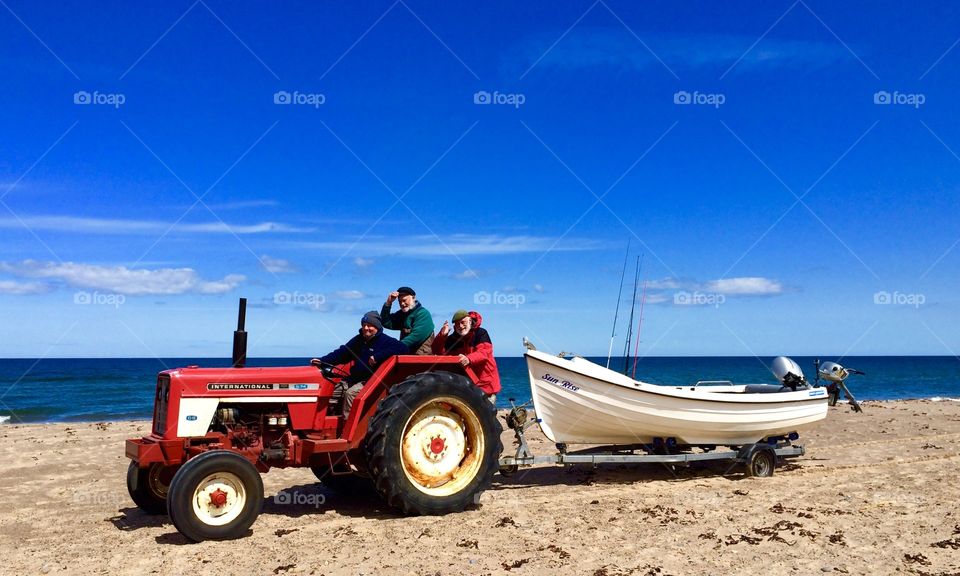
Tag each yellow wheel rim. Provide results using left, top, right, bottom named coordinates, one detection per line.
left=191, top=472, right=246, bottom=526
left=400, top=396, right=484, bottom=496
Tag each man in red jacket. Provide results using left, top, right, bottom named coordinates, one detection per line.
left=432, top=310, right=501, bottom=402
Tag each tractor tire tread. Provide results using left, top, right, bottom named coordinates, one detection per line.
left=363, top=371, right=502, bottom=515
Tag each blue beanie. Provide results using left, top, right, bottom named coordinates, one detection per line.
left=361, top=311, right=382, bottom=330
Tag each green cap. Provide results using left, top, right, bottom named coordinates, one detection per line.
left=452, top=309, right=469, bottom=323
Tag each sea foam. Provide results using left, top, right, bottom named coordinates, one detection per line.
left=0, top=415, right=10, bottom=424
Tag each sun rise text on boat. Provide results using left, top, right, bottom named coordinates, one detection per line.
left=541, top=373, right=580, bottom=392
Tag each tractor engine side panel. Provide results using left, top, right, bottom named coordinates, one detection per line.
left=176, top=398, right=220, bottom=437
left=151, top=366, right=335, bottom=440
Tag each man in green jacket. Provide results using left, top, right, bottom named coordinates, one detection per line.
left=381, top=286, right=435, bottom=354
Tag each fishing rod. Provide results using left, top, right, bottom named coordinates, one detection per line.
left=622, top=254, right=642, bottom=375
left=631, top=278, right=647, bottom=379
left=606, top=240, right=631, bottom=369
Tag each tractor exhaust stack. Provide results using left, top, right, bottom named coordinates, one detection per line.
left=232, top=297, right=248, bottom=368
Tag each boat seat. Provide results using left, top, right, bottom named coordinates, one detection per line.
left=743, top=384, right=794, bottom=394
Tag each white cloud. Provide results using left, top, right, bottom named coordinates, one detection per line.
left=296, top=234, right=604, bottom=257
left=204, top=199, right=279, bottom=210
left=642, top=293, right=671, bottom=305
left=642, top=276, right=785, bottom=306
left=704, top=277, right=782, bottom=295
left=179, top=222, right=311, bottom=234
left=533, top=284, right=545, bottom=293
left=0, top=280, right=50, bottom=295
left=645, top=276, right=782, bottom=297
left=353, top=257, right=374, bottom=268
left=524, top=29, right=851, bottom=73
left=451, top=269, right=480, bottom=280
left=260, top=255, right=298, bottom=273
left=644, top=278, right=683, bottom=290
left=0, top=260, right=244, bottom=295
left=332, top=290, right=365, bottom=300
left=195, top=274, right=245, bottom=294
left=0, top=215, right=313, bottom=234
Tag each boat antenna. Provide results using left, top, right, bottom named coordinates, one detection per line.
left=622, top=254, right=642, bottom=374
left=631, top=278, right=647, bottom=379
left=606, top=239, right=631, bottom=369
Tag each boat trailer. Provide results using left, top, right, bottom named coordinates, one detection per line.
left=497, top=402, right=805, bottom=478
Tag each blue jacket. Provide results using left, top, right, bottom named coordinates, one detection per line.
left=319, top=328, right=408, bottom=383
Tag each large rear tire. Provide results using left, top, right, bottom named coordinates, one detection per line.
left=364, top=371, right=503, bottom=515
left=167, top=451, right=263, bottom=542
left=126, top=461, right=177, bottom=515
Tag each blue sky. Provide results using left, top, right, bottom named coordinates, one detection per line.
left=1, top=1, right=958, bottom=358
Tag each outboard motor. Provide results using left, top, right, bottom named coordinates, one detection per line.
left=818, top=361, right=853, bottom=383
left=771, top=356, right=807, bottom=391
left=815, top=360, right=865, bottom=412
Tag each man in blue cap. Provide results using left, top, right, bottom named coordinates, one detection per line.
left=381, top=286, right=435, bottom=354
left=311, top=311, right=408, bottom=417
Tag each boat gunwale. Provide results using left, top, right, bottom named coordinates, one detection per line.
left=525, top=351, right=829, bottom=406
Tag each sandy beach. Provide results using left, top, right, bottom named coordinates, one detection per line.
left=1, top=400, right=959, bottom=576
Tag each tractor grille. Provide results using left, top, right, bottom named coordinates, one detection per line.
left=152, top=374, right=171, bottom=436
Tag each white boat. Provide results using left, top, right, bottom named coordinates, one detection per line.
left=525, top=349, right=829, bottom=446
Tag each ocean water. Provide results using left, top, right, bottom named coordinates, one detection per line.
left=0, top=356, right=957, bottom=424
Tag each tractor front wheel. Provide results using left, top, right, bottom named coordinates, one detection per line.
left=364, top=371, right=503, bottom=515
left=167, top=451, right=263, bottom=542
left=127, top=461, right=178, bottom=515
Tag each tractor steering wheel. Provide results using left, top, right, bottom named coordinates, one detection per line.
left=311, top=359, right=349, bottom=379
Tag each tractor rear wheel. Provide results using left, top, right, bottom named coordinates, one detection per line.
left=167, top=451, right=263, bottom=542
left=126, top=461, right=177, bottom=515
left=364, top=371, right=503, bottom=515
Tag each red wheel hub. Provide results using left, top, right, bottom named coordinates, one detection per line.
left=209, top=488, right=228, bottom=507
left=430, top=437, right=445, bottom=454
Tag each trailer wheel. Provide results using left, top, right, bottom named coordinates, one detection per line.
left=745, top=447, right=776, bottom=477
left=126, top=462, right=177, bottom=514
left=364, top=371, right=503, bottom=515
left=167, top=451, right=263, bottom=542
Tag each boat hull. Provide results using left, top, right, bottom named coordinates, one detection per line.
left=526, top=351, right=828, bottom=446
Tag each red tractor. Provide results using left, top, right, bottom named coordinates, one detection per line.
left=125, top=299, right=503, bottom=542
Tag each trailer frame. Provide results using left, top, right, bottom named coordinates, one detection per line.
left=496, top=405, right=805, bottom=477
